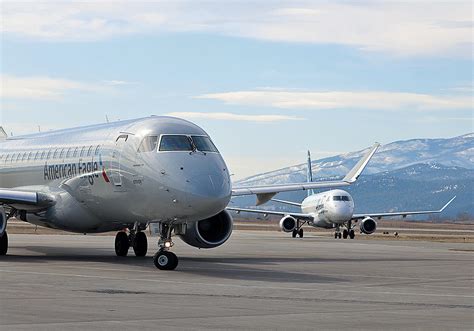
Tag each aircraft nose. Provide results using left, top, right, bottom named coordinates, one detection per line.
left=329, top=203, right=353, bottom=222
left=187, top=172, right=231, bottom=217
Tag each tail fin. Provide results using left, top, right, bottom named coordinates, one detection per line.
left=307, top=150, right=314, bottom=197
left=0, top=127, right=7, bottom=141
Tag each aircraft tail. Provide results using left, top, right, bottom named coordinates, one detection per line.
left=307, top=150, right=314, bottom=197
left=0, top=127, right=7, bottom=141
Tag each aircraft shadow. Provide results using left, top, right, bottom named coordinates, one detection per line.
left=1, top=246, right=446, bottom=284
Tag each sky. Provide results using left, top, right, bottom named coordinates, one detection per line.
left=1, top=1, right=473, bottom=179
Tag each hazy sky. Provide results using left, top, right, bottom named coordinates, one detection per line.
left=1, top=1, right=473, bottom=179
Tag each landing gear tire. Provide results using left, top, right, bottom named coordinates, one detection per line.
left=133, top=232, right=148, bottom=257
left=342, top=229, right=348, bottom=239
left=292, top=229, right=297, bottom=238
left=115, top=231, right=130, bottom=257
left=0, top=231, right=8, bottom=256
left=349, top=230, right=355, bottom=239
left=334, top=232, right=338, bottom=239
left=153, top=250, right=178, bottom=270
left=338, top=232, right=342, bottom=239
left=298, top=228, right=304, bottom=238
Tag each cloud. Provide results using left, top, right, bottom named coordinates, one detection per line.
left=197, top=89, right=473, bottom=111
left=1, top=1, right=472, bottom=56
left=0, top=74, right=134, bottom=99
left=165, top=112, right=304, bottom=122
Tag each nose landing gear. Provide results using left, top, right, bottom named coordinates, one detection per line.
left=334, top=221, right=356, bottom=240
left=153, top=223, right=179, bottom=270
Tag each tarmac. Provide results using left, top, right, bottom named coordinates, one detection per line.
left=0, top=231, right=473, bottom=330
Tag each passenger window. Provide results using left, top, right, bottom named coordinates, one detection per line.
left=159, top=135, right=193, bottom=152
left=80, top=146, right=86, bottom=157
left=53, top=149, right=58, bottom=159
left=22, top=152, right=27, bottom=161
left=41, top=151, right=46, bottom=159
left=5, top=154, right=10, bottom=162
left=138, top=136, right=158, bottom=153
left=87, top=146, right=93, bottom=157
left=73, top=147, right=78, bottom=157
left=66, top=148, right=71, bottom=158
left=94, top=145, right=100, bottom=156
left=191, top=136, right=219, bottom=153
left=59, top=148, right=65, bottom=159
left=46, top=150, right=51, bottom=160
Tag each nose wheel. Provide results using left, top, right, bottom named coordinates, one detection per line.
left=153, top=250, right=178, bottom=270
left=153, top=223, right=179, bottom=270
left=335, top=221, right=356, bottom=240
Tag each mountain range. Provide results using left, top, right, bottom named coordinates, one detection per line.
left=232, top=133, right=474, bottom=219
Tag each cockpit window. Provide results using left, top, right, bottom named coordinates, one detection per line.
left=191, top=136, right=219, bottom=153
left=138, top=136, right=158, bottom=153
left=159, top=135, right=194, bottom=152
left=333, top=196, right=351, bottom=201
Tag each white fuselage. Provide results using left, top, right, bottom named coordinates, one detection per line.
left=301, top=189, right=354, bottom=228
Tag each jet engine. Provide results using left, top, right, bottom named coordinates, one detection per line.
left=360, top=217, right=377, bottom=234
left=179, top=210, right=233, bottom=249
left=0, top=207, right=6, bottom=236
left=279, top=215, right=297, bottom=233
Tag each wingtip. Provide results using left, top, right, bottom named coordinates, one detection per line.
left=440, top=196, right=456, bottom=212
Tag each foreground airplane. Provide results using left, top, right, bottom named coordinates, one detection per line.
left=0, top=116, right=377, bottom=270
left=228, top=151, right=456, bottom=239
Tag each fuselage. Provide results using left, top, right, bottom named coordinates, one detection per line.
left=301, top=189, right=354, bottom=228
left=0, top=116, right=232, bottom=233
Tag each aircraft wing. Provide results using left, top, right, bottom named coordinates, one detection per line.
left=352, top=196, right=456, bottom=220
left=232, top=143, right=380, bottom=205
left=227, top=207, right=314, bottom=221
left=0, top=188, right=56, bottom=211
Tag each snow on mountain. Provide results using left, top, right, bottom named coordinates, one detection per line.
left=236, top=133, right=474, bottom=187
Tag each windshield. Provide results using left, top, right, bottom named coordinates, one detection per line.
left=333, top=196, right=351, bottom=201
left=191, top=136, right=219, bottom=153
left=159, top=135, right=194, bottom=152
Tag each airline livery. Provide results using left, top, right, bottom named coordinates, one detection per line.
left=0, top=116, right=376, bottom=270
left=228, top=151, right=456, bottom=239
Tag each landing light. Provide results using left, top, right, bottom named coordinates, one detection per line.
left=164, top=241, right=172, bottom=248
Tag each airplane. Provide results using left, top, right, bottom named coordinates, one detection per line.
left=228, top=150, right=456, bottom=239
left=0, top=116, right=378, bottom=270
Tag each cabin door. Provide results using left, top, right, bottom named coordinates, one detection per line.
left=110, top=134, right=128, bottom=186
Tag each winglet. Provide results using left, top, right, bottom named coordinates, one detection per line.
left=343, top=143, right=380, bottom=183
left=439, top=196, right=456, bottom=212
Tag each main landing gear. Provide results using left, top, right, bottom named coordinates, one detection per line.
left=291, top=220, right=306, bottom=238
left=153, top=223, right=178, bottom=271
left=334, top=221, right=356, bottom=240
left=114, top=223, right=148, bottom=257
left=0, top=231, right=8, bottom=256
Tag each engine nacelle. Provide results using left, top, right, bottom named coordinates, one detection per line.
left=360, top=217, right=377, bottom=235
left=279, top=215, right=297, bottom=233
left=0, top=207, right=6, bottom=236
left=179, top=210, right=233, bottom=249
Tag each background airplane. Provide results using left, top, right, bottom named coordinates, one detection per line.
left=228, top=150, right=456, bottom=239
left=0, top=116, right=376, bottom=270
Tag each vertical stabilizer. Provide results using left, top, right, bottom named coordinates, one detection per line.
left=0, top=127, right=7, bottom=141
left=307, top=151, right=314, bottom=197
